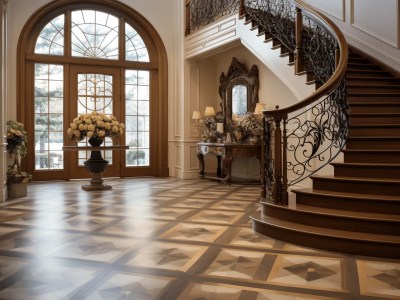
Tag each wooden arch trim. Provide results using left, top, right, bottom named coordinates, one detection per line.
left=17, top=0, right=169, bottom=177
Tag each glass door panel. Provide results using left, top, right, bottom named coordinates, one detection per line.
left=125, top=70, right=150, bottom=167
left=34, top=63, right=64, bottom=170
left=69, top=65, right=121, bottom=179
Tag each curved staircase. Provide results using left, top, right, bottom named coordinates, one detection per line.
left=252, top=48, right=400, bottom=258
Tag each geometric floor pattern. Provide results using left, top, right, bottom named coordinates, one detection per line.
left=0, top=178, right=399, bottom=299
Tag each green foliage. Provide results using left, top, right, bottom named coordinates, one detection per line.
left=7, top=166, right=32, bottom=185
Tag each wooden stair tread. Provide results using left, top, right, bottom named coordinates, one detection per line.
left=346, top=68, right=389, bottom=72
left=293, top=188, right=400, bottom=201
left=348, top=92, right=400, bottom=96
left=349, top=102, right=400, bottom=107
left=350, top=123, right=400, bottom=127
left=351, top=112, right=400, bottom=116
left=261, top=200, right=400, bottom=221
left=342, top=149, right=400, bottom=153
left=347, top=62, right=380, bottom=67
left=346, top=74, right=399, bottom=78
left=347, top=136, right=400, bottom=139
left=348, top=83, right=400, bottom=87
left=310, top=175, right=400, bottom=184
left=331, top=162, right=400, bottom=167
left=252, top=215, right=400, bottom=243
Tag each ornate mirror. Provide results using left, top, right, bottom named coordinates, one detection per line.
left=219, top=57, right=259, bottom=132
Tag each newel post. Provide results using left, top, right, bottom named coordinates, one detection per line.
left=185, top=0, right=191, bottom=36
left=272, top=116, right=282, bottom=204
left=261, top=116, right=266, bottom=198
left=281, top=117, right=288, bottom=205
left=294, top=7, right=304, bottom=74
left=239, top=0, right=245, bottom=16
left=271, top=106, right=288, bottom=205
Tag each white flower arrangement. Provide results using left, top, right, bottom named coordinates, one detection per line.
left=234, top=113, right=263, bottom=142
left=67, top=111, right=125, bottom=141
left=6, top=120, right=28, bottom=156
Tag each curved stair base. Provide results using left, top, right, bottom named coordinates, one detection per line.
left=252, top=48, right=400, bottom=258
left=251, top=215, right=400, bottom=258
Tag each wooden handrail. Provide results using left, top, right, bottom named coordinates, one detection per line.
left=263, top=0, right=348, bottom=119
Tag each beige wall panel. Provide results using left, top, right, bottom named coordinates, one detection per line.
left=189, top=145, right=199, bottom=170
left=174, top=145, right=181, bottom=169
left=351, top=0, right=399, bottom=47
left=303, top=0, right=345, bottom=21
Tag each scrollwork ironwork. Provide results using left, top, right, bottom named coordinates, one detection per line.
left=189, top=0, right=240, bottom=32
left=302, top=13, right=337, bottom=83
left=244, top=0, right=296, bottom=52
left=285, top=80, right=349, bottom=186
left=264, top=118, right=274, bottom=199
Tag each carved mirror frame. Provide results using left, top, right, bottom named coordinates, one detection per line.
left=218, top=57, right=259, bottom=133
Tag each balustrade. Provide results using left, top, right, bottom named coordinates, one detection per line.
left=185, top=0, right=349, bottom=204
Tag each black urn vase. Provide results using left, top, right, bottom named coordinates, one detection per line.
left=82, top=137, right=111, bottom=190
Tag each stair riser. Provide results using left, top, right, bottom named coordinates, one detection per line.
left=348, top=96, right=400, bottom=103
left=348, top=58, right=371, bottom=64
left=351, top=116, right=400, bottom=124
left=349, top=105, right=400, bottom=113
left=348, top=87, right=400, bottom=93
left=333, top=165, right=400, bottom=179
left=346, top=139, right=399, bottom=149
left=347, top=64, right=381, bottom=71
left=343, top=152, right=400, bottom=164
left=262, top=204, right=400, bottom=235
left=349, top=127, right=400, bottom=137
left=295, top=192, right=400, bottom=214
left=346, top=78, right=400, bottom=85
left=346, top=71, right=392, bottom=78
left=312, top=178, right=400, bottom=196
left=252, top=219, right=400, bottom=258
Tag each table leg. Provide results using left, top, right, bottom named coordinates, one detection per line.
left=197, top=152, right=205, bottom=177
left=222, top=154, right=234, bottom=184
left=217, top=155, right=222, bottom=177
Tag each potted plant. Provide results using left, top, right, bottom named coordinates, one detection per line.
left=6, top=120, right=32, bottom=198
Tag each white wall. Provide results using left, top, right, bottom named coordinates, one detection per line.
left=302, top=0, right=400, bottom=72
left=1, top=1, right=7, bottom=202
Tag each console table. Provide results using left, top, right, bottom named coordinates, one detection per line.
left=197, top=142, right=261, bottom=184
left=63, top=145, right=128, bottom=190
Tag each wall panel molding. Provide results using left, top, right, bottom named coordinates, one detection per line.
left=174, top=145, right=181, bottom=169
left=185, top=14, right=238, bottom=58
left=303, top=0, right=345, bottom=21
left=189, top=145, right=199, bottom=170
left=350, top=0, right=399, bottom=48
left=344, top=32, right=400, bottom=68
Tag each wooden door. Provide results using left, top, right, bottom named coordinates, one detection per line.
left=68, top=65, right=122, bottom=179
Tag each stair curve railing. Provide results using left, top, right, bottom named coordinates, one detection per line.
left=185, top=0, right=349, bottom=205
left=242, top=0, right=349, bottom=204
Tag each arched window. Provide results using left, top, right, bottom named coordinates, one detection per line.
left=18, top=0, right=168, bottom=181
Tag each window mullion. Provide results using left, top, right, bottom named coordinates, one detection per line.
left=119, top=17, right=125, bottom=61
left=65, top=10, right=72, bottom=57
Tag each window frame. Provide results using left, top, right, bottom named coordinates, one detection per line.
left=17, top=0, right=169, bottom=180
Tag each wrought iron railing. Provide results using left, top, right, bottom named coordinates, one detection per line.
left=185, top=0, right=349, bottom=205
left=255, top=1, right=349, bottom=203
left=302, top=12, right=338, bottom=83
left=185, top=0, right=240, bottom=35
left=244, top=0, right=296, bottom=52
